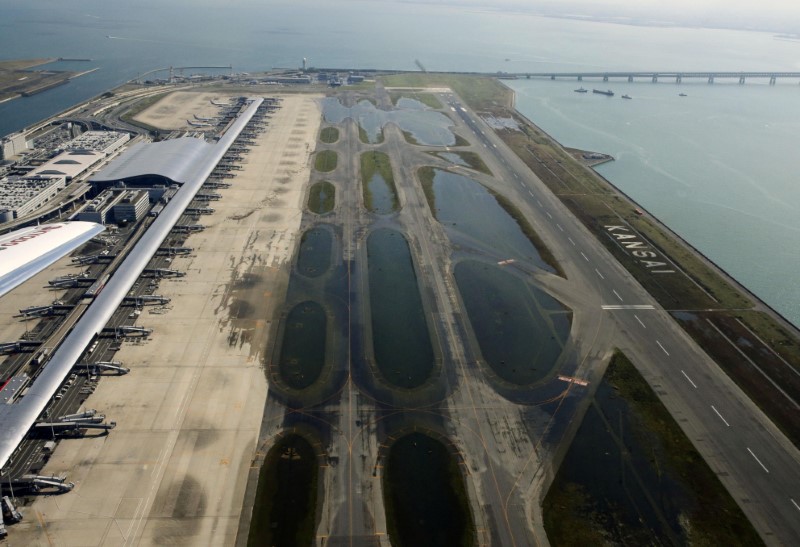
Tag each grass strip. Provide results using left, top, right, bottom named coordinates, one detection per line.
left=319, top=126, right=339, bottom=143
left=307, top=181, right=335, bottom=214
left=314, top=150, right=338, bottom=172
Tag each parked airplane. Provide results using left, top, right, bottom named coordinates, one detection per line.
left=187, top=119, right=212, bottom=128
left=193, top=114, right=214, bottom=122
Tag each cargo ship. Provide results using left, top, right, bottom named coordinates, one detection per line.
left=593, top=89, right=614, bottom=96
left=574, top=87, right=588, bottom=93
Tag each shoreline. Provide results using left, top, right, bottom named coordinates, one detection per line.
left=506, top=84, right=800, bottom=336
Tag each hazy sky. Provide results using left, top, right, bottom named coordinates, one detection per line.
left=404, top=0, right=800, bottom=30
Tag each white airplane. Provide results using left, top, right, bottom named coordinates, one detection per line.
left=187, top=119, right=212, bottom=127
left=210, top=99, right=230, bottom=106
left=193, top=114, right=214, bottom=122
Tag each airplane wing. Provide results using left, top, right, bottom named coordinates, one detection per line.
left=0, top=221, right=106, bottom=297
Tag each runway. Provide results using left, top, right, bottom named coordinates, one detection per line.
left=443, top=91, right=800, bottom=544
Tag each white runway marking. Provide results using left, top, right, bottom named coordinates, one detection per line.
left=656, top=340, right=669, bottom=355
left=747, top=447, right=770, bottom=473
left=613, top=289, right=623, bottom=302
left=791, top=499, right=800, bottom=512
left=711, top=405, right=730, bottom=426
left=681, top=369, right=697, bottom=388
left=580, top=251, right=589, bottom=261
left=634, top=314, right=646, bottom=328
left=536, top=200, right=543, bottom=207
left=546, top=211, right=552, bottom=219
left=568, top=237, right=575, bottom=246
left=556, top=223, right=564, bottom=231
left=528, top=190, right=534, bottom=197
left=595, top=268, right=605, bottom=279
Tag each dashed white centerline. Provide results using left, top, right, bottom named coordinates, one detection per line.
left=747, top=447, right=770, bottom=473
left=556, top=223, right=564, bottom=232
left=595, top=268, right=605, bottom=280
left=681, top=370, right=697, bottom=388
left=791, top=498, right=800, bottom=512
left=568, top=237, right=575, bottom=246
left=545, top=211, right=552, bottom=219
left=536, top=200, right=543, bottom=207
left=580, top=251, right=589, bottom=262
left=528, top=190, right=534, bottom=197
left=656, top=340, right=670, bottom=355
left=711, top=405, right=730, bottom=426
left=612, top=289, right=623, bottom=302
left=634, top=314, right=646, bottom=328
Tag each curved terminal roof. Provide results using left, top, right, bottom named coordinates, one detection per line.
left=0, top=98, right=263, bottom=474
left=0, top=221, right=105, bottom=298
left=91, top=137, right=217, bottom=185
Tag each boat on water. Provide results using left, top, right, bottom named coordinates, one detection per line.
left=593, top=89, right=614, bottom=96
left=622, top=94, right=632, bottom=99
left=574, top=87, right=588, bottom=93
left=679, top=93, right=688, bottom=97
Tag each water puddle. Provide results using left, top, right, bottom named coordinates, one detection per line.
left=424, top=168, right=552, bottom=270
left=454, top=260, right=570, bottom=385
left=278, top=301, right=327, bottom=389
left=322, top=97, right=456, bottom=146
left=383, top=432, right=475, bottom=547
left=365, top=173, right=397, bottom=214
left=435, top=151, right=469, bottom=167
left=297, top=227, right=332, bottom=278
left=247, top=433, right=319, bottom=547
left=367, top=229, right=434, bottom=388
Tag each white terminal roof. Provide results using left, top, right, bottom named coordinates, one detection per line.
left=91, top=137, right=219, bottom=185
left=28, top=149, right=105, bottom=180
left=0, top=221, right=105, bottom=297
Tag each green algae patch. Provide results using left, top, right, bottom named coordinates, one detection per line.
left=361, top=151, right=398, bottom=213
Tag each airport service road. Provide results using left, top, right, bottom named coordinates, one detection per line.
left=442, top=92, right=800, bottom=544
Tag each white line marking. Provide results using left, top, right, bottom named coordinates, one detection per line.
left=546, top=211, right=552, bottom=219
left=656, top=340, right=669, bottom=355
left=681, top=369, right=697, bottom=388
left=747, top=448, right=770, bottom=473
left=514, top=173, right=519, bottom=178
left=602, top=305, right=655, bottom=310
left=556, top=223, right=564, bottom=232
left=580, top=252, right=589, bottom=261
left=518, top=181, right=524, bottom=187
left=613, top=289, right=623, bottom=302
left=568, top=237, right=575, bottom=246
left=791, top=499, right=800, bottom=512
left=634, top=314, right=646, bottom=328
left=528, top=190, right=534, bottom=197
left=536, top=200, right=543, bottom=207
left=595, top=268, right=605, bottom=279
left=711, top=405, right=730, bottom=426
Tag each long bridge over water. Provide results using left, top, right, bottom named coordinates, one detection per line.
left=515, top=71, right=800, bottom=84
